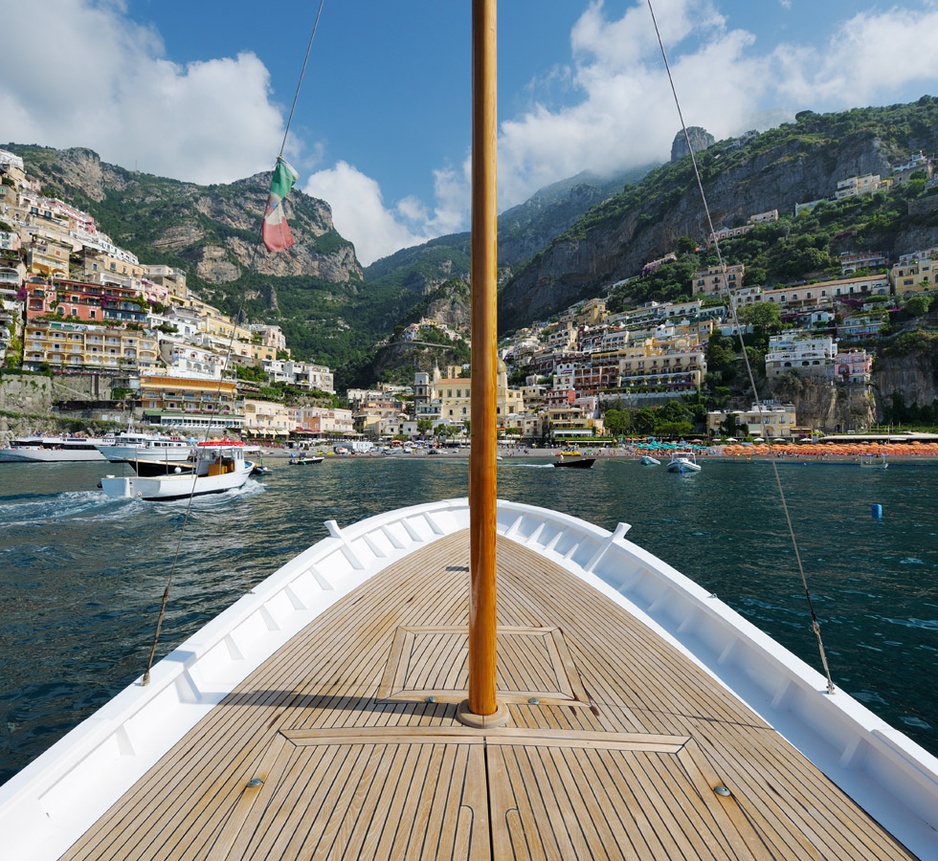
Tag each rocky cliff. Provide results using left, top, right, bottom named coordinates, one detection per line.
left=7, top=145, right=362, bottom=285
left=498, top=99, right=938, bottom=331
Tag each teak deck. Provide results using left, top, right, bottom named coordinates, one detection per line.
left=60, top=532, right=916, bottom=860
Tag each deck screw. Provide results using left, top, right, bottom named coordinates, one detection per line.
left=247, top=777, right=264, bottom=788
left=713, top=785, right=731, bottom=797
left=425, top=696, right=436, bottom=703
left=528, top=697, right=540, bottom=704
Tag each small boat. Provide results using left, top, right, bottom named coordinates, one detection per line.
left=860, top=454, right=889, bottom=469
left=98, top=440, right=253, bottom=500
left=667, top=452, right=702, bottom=473
left=289, top=455, right=324, bottom=466
left=640, top=454, right=661, bottom=466
left=250, top=463, right=272, bottom=476
left=553, top=455, right=595, bottom=469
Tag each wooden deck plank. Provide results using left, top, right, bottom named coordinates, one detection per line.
left=59, top=530, right=919, bottom=861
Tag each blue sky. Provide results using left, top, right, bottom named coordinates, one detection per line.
left=3, top=1, right=938, bottom=264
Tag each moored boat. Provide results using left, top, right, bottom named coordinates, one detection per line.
left=98, top=440, right=252, bottom=500
left=640, top=454, right=661, bottom=466
left=0, top=435, right=110, bottom=463
left=96, top=432, right=193, bottom=464
left=667, top=451, right=702, bottom=473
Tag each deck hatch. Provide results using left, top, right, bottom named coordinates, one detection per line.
left=378, top=625, right=591, bottom=706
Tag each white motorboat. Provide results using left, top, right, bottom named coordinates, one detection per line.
left=640, top=454, right=661, bottom=465
left=98, top=440, right=252, bottom=500
left=0, top=435, right=110, bottom=463
left=667, top=452, right=702, bottom=473
left=96, top=432, right=194, bottom=464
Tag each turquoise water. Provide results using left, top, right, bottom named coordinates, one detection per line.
left=0, top=455, right=936, bottom=784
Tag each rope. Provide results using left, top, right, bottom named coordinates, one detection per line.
left=141, top=2, right=327, bottom=685
left=646, top=0, right=836, bottom=694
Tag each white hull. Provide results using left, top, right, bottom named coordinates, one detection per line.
left=99, top=443, right=192, bottom=463
left=99, top=464, right=252, bottom=500
left=0, top=498, right=935, bottom=859
left=0, top=447, right=106, bottom=463
left=667, top=456, right=701, bottom=472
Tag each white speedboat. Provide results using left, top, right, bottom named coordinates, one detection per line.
left=98, top=440, right=252, bottom=500
left=640, top=454, right=661, bottom=465
left=667, top=452, right=702, bottom=472
left=0, top=435, right=112, bottom=463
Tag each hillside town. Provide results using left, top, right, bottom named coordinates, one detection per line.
left=1, top=146, right=936, bottom=447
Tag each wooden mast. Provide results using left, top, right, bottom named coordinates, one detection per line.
left=465, top=0, right=501, bottom=721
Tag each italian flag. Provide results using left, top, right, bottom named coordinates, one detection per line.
left=262, top=158, right=300, bottom=253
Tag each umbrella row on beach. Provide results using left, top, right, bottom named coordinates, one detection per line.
left=719, top=442, right=938, bottom=458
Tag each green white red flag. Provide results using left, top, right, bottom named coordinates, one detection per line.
left=262, top=158, right=300, bottom=252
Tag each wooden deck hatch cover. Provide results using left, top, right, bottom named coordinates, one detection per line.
left=378, top=625, right=591, bottom=706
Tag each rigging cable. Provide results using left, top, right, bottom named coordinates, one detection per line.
left=142, top=0, right=327, bottom=685
left=645, top=0, right=835, bottom=695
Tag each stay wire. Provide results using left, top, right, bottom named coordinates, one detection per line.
left=646, top=0, right=835, bottom=694
left=142, top=2, right=327, bottom=685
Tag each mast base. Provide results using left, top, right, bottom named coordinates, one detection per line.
left=456, top=699, right=510, bottom=728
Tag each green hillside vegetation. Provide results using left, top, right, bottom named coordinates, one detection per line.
left=608, top=178, right=938, bottom=310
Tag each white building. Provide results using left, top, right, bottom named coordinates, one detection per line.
left=765, top=334, right=836, bottom=379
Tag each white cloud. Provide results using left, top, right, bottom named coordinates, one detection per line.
left=772, top=6, right=938, bottom=107
left=0, top=0, right=285, bottom=183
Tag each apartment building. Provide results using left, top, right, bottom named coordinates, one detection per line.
left=765, top=334, right=836, bottom=379
left=261, top=359, right=334, bottom=393
left=834, top=349, right=873, bottom=384
left=242, top=398, right=294, bottom=439
left=138, top=375, right=243, bottom=432
left=692, top=264, right=745, bottom=297
left=26, top=278, right=148, bottom=324
left=760, top=275, right=889, bottom=308
left=707, top=402, right=797, bottom=439
left=292, top=407, right=354, bottom=437
left=616, top=335, right=706, bottom=395
left=23, top=319, right=158, bottom=374
left=890, top=251, right=936, bottom=298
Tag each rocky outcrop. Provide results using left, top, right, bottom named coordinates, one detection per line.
left=671, top=127, right=714, bottom=163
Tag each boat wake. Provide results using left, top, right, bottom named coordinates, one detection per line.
left=0, top=491, right=125, bottom=526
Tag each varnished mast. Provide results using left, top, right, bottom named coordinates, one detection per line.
left=466, top=0, right=501, bottom=719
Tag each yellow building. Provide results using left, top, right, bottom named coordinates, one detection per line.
left=23, top=320, right=158, bottom=374
left=891, top=254, right=936, bottom=298
left=616, top=336, right=706, bottom=394
left=417, top=362, right=524, bottom=425
left=138, top=375, right=243, bottom=432
left=243, top=399, right=294, bottom=439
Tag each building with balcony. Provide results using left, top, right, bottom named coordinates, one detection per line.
left=765, top=334, right=836, bottom=379
left=138, top=375, right=243, bottom=432
left=616, top=335, right=706, bottom=397
left=890, top=251, right=936, bottom=298
left=261, top=359, right=334, bottom=392
left=692, top=264, right=745, bottom=297
left=23, top=319, right=158, bottom=374
left=707, top=402, right=797, bottom=439
left=834, top=349, right=873, bottom=384
left=242, top=399, right=293, bottom=439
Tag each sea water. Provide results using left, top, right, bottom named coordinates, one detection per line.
left=0, top=455, right=936, bottom=784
